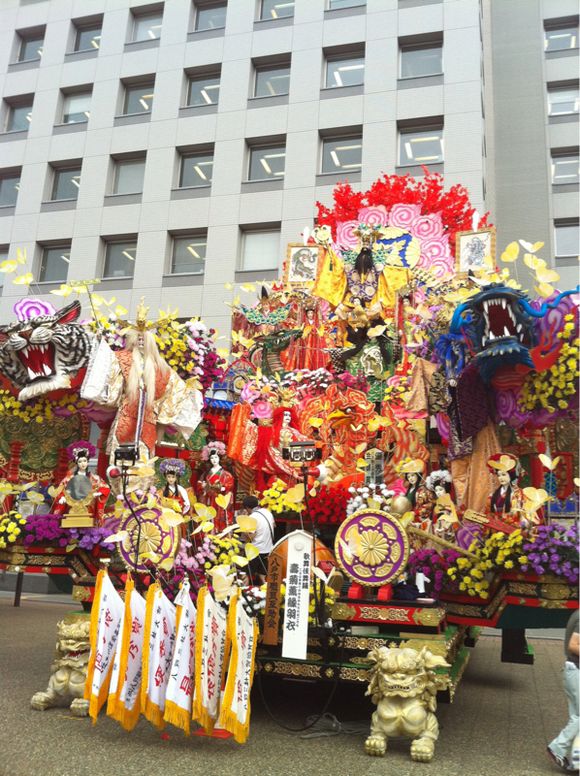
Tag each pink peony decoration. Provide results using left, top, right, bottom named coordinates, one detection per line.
left=240, top=383, right=260, bottom=404
left=358, top=205, right=388, bottom=227
left=336, top=220, right=359, bottom=249
left=417, top=237, right=454, bottom=278
left=389, top=203, right=422, bottom=229
left=411, top=213, right=444, bottom=240
left=251, top=398, right=273, bottom=420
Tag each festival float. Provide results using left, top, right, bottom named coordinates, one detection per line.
left=0, top=170, right=578, bottom=761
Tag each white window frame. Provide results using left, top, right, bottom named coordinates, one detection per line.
left=240, top=228, right=280, bottom=271
left=131, top=9, right=163, bottom=42
left=39, top=244, right=71, bottom=283
left=324, top=52, right=365, bottom=89
left=554, top=221, right=580, bottom=258
left=398, top=125, right=444, bottom=166
left=171, top=233, right=207, bottom=275
left=548, top=85, right=580, bottom=116
left=320, top=134, right=363, bottom=174
left=399, top=41, right=443, bottom=79
left=259, top=0, right=295, bottom=21
left=103, top=239, right=137, bottom=279
left=194, top=2, right=227, bottom=31
left=112, top=157, right=146, bottom=195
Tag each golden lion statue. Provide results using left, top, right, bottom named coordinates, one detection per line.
left=30, top=613, right=91, bottom=716
left=364, top=645, right=449, bottom=763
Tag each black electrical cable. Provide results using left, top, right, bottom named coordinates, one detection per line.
left=255, top=631, right=346, bottom=733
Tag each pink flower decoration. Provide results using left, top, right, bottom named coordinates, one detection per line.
left=411, top=213, right=443, bottom=240
left=358, top=205, right=388, bottom=227
left=252, top=398, right=273, bottom=420
left=389, top=203, right=422, bottom=229
left=417, top=237, right=454, bottom=278
left=336, top=220, right=359, bottom=249
left=240, top=383, right=260, bottom=404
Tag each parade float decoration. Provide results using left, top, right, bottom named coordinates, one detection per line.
left=0, top=171, right=577, bottom=755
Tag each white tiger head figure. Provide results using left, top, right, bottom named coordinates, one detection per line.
left=0, top=300, right=93, bottom=401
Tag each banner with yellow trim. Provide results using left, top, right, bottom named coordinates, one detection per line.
left=191, top=587, right=228, bottom=734
left=84, top=569, right=124, bottom=722
left=164, top=580, right=197, bottom=735
left=107, top=575, right=146, bottom=731
left=218, top=595, right=258, bottom=743
left=140, top=582, right=176, bottom=729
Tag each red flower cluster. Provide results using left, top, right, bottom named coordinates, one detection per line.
left=308, top=484, right=350, bottom=525
left=315, top=169, right=491, bottom=252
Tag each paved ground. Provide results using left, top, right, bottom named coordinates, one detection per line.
left=0, top=594, right=573, bottom=776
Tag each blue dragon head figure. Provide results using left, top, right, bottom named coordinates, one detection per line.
left=449, top=282, right=578, bottom=384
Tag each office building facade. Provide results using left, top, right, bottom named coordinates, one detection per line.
left=0, top=0, right=577, bottom=334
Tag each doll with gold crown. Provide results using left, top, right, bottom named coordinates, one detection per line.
left=486, top=454, right=525, bottom=527
left=52, top=441, right=110, bottom=527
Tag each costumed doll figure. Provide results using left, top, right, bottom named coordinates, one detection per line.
left=159, top=458, right=190, bottom=515
left=281, top=299, right=332, bottom=372
left=398, top=459, right=433, bottom=530
left=196, top=442, right=235, bottom=531
left=486, top=454, right=524, bottom=527
left=81, top=300, right=202, bottom=463
left=228, top=403, right=310, bottom=490
left=425, top=469, right=459, bottom=541
left=52, top=441, right=110, bottom=527
left=255, top=406, right=311, bottom=489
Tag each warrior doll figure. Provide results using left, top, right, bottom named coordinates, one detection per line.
left=159, top=458, right=190, bottom=515
left=398, top=459, right=432, bottom=529
left=425, top=469, right=458, bottom=541
left=53, top=441, right=110, bottom=526
left=486, top=454, right=524, bottom=526
left=196, top=442, right=235, bottom=531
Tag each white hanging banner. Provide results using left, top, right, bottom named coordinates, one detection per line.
left=281, top=530, right=312, bottom=661
left=164, top=580, right=197, bottom=735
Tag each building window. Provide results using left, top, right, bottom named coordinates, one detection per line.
left=321, top=134, right=362, bottom=173
left=555, top=221, right=579, bottom=259
left=544, top=22, right=578, bottom=52
left=399, top=125, right=444, bottom=165
left=187, top=72, right=220, bottom=106
left=131, top=8, right=163, bottom=41
left=325, top=53, right=365, bottom=88
left=61, top=91, right=92, bottom=124
left=400, top=41, right=443, bottom=78
left=171, top=233, right=207, bottom=274
left=195, top=2, right=227, bottom=31
left=113, top=158, right=146, bottom=195
left=0, top=172, right=21, bottom=207
left=179, top=150, right=214, bottom=187
left=259, top=0, right=294, bottom=20
left=328, top=0, right=365, bottom=9
left=16, top=29, right=45, bottom=62
left=5, top=98, right=33, bottom=132
left=254, top=63, right=290, bottom=97
left=552, top=152, right=580, bottom=184
left=103, top=239, right=136, bottom=278
left=51, top=166, right=82, bottom=201
left=248, top=143, right=286, bottom=180
left=241, top=229, right=280, bottom=271
left=39, top=245, right=71, bottom=283
left=73, top=19, right=102, bottom=51
left=548, top=84, right=579, bottom=116
left=123, top=79, right=155, bottom=114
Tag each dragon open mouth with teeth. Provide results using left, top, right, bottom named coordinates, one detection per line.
left=0, top=300, right=93, bottom=401
left=450, top=283, right=577, bottom=385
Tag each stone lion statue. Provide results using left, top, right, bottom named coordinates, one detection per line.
left=31, top=613, right=91, bottom=716
left=364, top=645, right=449, bottom=763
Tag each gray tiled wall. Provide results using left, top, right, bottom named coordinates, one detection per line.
left=0, top=0, right=493, bottom=334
